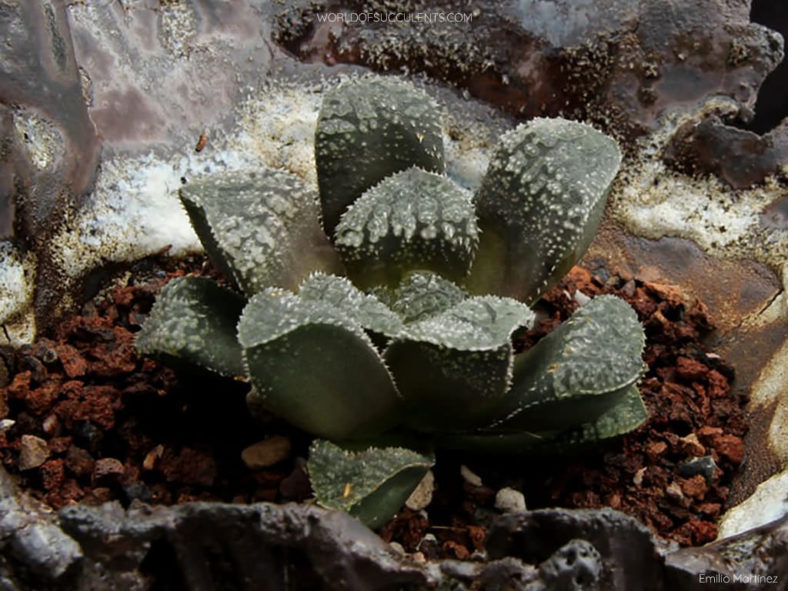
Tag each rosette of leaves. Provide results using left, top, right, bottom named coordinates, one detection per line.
left=138, top=75, right=647, bottom=528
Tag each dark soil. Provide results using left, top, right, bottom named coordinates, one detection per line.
left=0, top=258, right=747, bottom=560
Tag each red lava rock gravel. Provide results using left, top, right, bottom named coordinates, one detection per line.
left=0, top=257, right=748, bottom=558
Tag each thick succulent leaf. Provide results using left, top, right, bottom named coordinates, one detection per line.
left=315, top=77, right=445, bottom=234
left=439, top=385, right=647, bottom=454
left=180, top=169, right=342, bottom=295
left=136, top=276, right=245, bottom=377
left=239, top=289, right=401, bottom=440
left=335, top=167, right=478, bottom=288
left=385, top=296, right=535, bottom=431
left=492, top=295, right=645, bottom=432
left=308, top=440, right=433, bottom=529
left=547, top=383, right=648, bottom=448
left=298, top=273, right=402, bottom=339
left=467, top=118, right=622, bottom=303
left=376, top=271, right=467, bottom=324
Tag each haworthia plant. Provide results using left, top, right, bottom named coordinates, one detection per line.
left=491, top=295, right=645, bottom=432
left=334, top=167, right=478, bottom=288
left=138, top=75, right=647, bottom=531
left=136, top=276, right=245, bottom=378
left=238, top=289, right=402, bottom=440
left=467, top=118, right=622, bottom=304
left=315, top=77, right=445, bottom=234
left=179, top=169, right=342, bottom=295
left=378, top=271, right=467, bottom=324
left=385, top=296, right=534, bottom=431
left=299, top=272, right=403, bottom=340
left=439, top=385, right=648, bottom=454
left=308, top=440, right=433, bottom=529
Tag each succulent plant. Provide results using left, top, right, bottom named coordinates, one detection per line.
left=137, top=76, right=647, bottom=528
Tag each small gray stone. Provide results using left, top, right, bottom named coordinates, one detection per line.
left=495, top=487, right=527, bottom=513
left=18, top=435, right=49, bottom=471
left=678, top=455, right=717, bottom=483
left=241, top=436, right=292, bottom=470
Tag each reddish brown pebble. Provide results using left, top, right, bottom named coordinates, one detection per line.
left=92, top=457, right=125, bottom=485
left=48, top=436, right=71, bottom=454
left=467, top=525, right=486, bottom=551
left=646, top=441, right=668, bottom=459
left=697, top=426, right=723, bottom=439
left=65, top=446, right=95, bottom=478
left=160, top=447, right=217, bottom=487
left=644, top=281, right=684, bottom=307
left=40, top=459, right=65, bottom=491
left=54, top=344, right=88, bottom=378
left=706, top=370, right=730, bottom=398
left=443, top=540, right=470, bottom=560
left=678, top=433, right=705, bottom=457
left=6, top=371, right=31, bottom=400
left=684, top=519, right=718, bottom=545
left=675, top=357, right=708, bottom=382
left=24, top=381, right=60, bottom=415
left=697, top=502, right=722, bottom=519
left=18, top=434, right=50, bottom=470
left=679, top=475, right=708, bottom=499
left=711, top=434, right=744, bottom=464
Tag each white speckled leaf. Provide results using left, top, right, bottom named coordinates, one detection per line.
left=239, top=289, right=401, bottom=440
left=439, top=385, right=648, bottom=453
left=467, top=118, right=622, bottom=303
left=377, top=271, right=467, bottom=324
left=493, top=295, right=645, bottom=432
left=316, top=77, right=445, bottom=234
left=298, top=273, right=402, bottom=339
left=384, top=296, right=534, bottom=431
left=335, top=167, right=479, bottom=288
left=136, top=276, right=245, bottom=377
left=180, top=169, right=341, bottom=296
left=308, top=439, right=433, bottom=529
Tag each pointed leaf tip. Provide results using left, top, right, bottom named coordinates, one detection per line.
left=136, top=276, right=245, bottom=377
left=308, top=440, right=433, bottom=529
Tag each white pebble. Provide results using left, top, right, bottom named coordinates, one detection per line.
left=574, top=290, right=592, bottom=306
left=495, top=487, right=527, bottom=513
left=405, top=470, right=435, bottom=511
left=460, top=464, right=483, bottom=487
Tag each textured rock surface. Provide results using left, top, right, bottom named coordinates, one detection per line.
left=0, top=466, right=82, bottom=586
left=487, top=508, right=667, bottom=591
left=0, top=0, right=787, bottom=587
left=666, top=515, right=788, bottom=590
left=2, top=462, right=788, bottom=589
left=664, top=116, right=788, bottom=188
left=275, top=0, right=782, bottom=140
